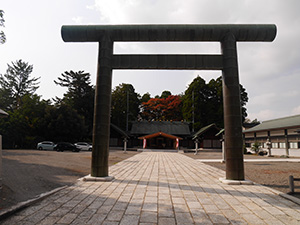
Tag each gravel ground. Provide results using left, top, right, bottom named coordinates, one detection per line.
left=0, top=149, right=139, bottom=210
left=185, top=149, right=300, bottom=198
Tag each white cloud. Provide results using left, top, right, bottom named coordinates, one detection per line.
left=248, top=93, right=277, bottom=107
left=283, top=90, right=299, bottom=97
left=1, top=0, right=300, bottom=122
left=90, top=0, right=300, bottom=122
left=72, top=16, right=84, bottom=24
left=248, top=110, right=277, bottom=122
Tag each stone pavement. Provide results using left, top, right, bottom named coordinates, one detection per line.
left=2, top=152, right=300, bottom=224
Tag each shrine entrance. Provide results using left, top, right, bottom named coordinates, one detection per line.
left=62, top=24, right=276, bottom=181
left=139, top=132, right=182, bottom=149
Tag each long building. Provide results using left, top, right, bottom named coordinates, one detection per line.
left=243, top=114, right=300, bottom=156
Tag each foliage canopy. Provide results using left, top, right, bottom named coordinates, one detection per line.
left=141, top=95, right=183, bottom=121
left=111, top=83, right=140, bottom=131
left=0, top=59, right=40, bottom=110
left=0, top=61, right=249, bottom=148
left=182, top=75, right=248, bottom=130
left=0, top=10, right=6, bottom=44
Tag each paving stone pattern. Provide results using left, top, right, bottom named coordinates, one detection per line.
left=2, top=152, right=300, bottom=224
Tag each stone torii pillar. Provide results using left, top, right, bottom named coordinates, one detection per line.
left=61, top=24, right=276, bottom=182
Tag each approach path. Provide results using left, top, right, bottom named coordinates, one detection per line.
left=2, top=152, right=300, bottom=224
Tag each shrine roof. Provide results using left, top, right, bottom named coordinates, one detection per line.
left=243, top=114, right=300, bottom=133
left=130, top=121, right=190, bottom=136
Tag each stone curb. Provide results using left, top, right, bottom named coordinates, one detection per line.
left=254, top=182, right=300, bottom=205
left=80, top=174, right=115, bottom=182
left=219, top=178, right=254, bottom=185
left=0, top=185, right=67, bottom=221
left=279, top=193, right=300, bottom=205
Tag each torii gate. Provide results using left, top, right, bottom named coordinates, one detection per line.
left=61, top=24, right=276, bottom=182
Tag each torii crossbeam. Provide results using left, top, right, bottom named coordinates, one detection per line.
left=61, top=24, right=276, bottom=182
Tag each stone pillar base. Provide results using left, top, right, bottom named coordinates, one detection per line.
left=82, top=174, right=114, bottom=182
left=219, top=178, right=253, bottom=185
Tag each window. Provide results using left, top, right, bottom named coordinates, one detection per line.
left=272, top=142, right=278, bottom=148
left=290, top=142, right=298, bottom=149
left=279, top=142, right=286, bottom=148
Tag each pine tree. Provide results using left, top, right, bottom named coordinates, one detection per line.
left=0, top=60, right=40, bottom=110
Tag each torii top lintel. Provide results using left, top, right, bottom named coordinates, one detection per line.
left=61, top=24, right=276, bottom=43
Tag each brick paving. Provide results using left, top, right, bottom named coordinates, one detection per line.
left=2, top=152, right=300, bottom=224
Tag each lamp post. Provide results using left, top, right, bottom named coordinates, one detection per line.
left=123, top=137, right=128, bottom=153
left=194, top=138, right=199, bottom=155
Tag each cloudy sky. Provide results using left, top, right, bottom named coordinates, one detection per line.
left=1, top=0, right=300, bottom=122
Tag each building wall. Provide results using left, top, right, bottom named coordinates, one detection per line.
left=203, top=139, right=222, bottom=148
left=244, top=127, right=300, bottom=156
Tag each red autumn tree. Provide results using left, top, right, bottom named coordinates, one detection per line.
left=141, top=95, right=183, bottom=121
left=163, top=95, right=183, bottom=120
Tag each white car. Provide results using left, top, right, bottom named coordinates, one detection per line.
left=37, top=141, right=55, bottom=150
left=74, top=142, right=92, bottom=151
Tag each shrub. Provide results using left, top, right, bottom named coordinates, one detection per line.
left=251, top=141, right=261, bottom=153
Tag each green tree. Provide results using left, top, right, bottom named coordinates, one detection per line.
left=182, top=75, right=248, bottom=130
left=206, top=77, right=223, bottom=127
left=0, top=10, right=6, bottom=44
left=0, top=93, right=87, bottom=148
left=141, top=92, right=151, bottom=103
left=160, top=90, right=172, bottom=99
left=182, top=76, right=211, bottom=130
left=111, top=83, right=140, bottom=131
left=0, top=88, right=12, bottom=111
left=43, top=104, right=85, bottom=143
left=0, top=60, right=40, bottom=110
left=239, top=84, right=249, bottom=122
left=54, top=70, right=95, bottom=138
left=0, top=94, right=51, bottom=148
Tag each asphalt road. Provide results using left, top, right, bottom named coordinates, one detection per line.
left=0, top=149, right=138, bottom=210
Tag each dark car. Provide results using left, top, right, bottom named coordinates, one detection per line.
left=54, top=142, right=80, bottom=152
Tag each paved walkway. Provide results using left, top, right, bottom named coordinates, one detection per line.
left=2, top=152, right=300, bottom=224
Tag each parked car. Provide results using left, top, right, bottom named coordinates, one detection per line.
left=54, top=142, right=80, bottom=152
left=37, top=141, right=55, bottom=150
left=74, top=142, right=92, bottom=151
